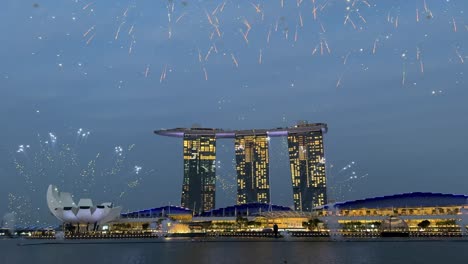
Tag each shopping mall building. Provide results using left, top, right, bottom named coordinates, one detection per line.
left=107, top=192, right=468, bottom=236
left=46, top=184, right=468, bottom=237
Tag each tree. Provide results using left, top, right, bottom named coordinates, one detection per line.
left=341, top=221, right=364, bottom=231
left=417, top=220, right=431, bottom=229
left=236, top=215, right=248, bottom=228
left=436, top=219, right=456, bottom=226
left=371, top=221, right=381, bottom=227
left=304, top=218, right=323, bottom=231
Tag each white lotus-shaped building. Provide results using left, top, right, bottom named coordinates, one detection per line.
left=47, top=185, right=122, bottom=224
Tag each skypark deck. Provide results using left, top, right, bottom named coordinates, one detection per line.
left=154, top=123, right=328, bottom=138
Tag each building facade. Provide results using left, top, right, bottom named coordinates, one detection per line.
left=315, top=192, right=468, bottom=236
left=155, top=123, right=328, bottom=212
left=182, top=135, right=216, bottom=213
left=112, top=192, right=468, bottom=236
left=288, top=127, right=327, bottom=211
left=235, top=135, right=270, bottom=204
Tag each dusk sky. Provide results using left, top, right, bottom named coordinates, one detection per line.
left=0, top=0, right=467, bottom=225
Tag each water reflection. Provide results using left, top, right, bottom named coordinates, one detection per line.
left=2, top=240, right=468, bottom=264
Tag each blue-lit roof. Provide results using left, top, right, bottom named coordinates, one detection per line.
left=323, top=192, right=468, bottom=210
left=198, top=203, right=291, bottom=217
left=121, top=205, right=192, bottom=218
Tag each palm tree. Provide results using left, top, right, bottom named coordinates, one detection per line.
left=417, top=220, right=431, bottom=230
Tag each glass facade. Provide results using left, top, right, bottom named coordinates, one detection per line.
left=156, top=124, right=328, bottom=213
left=235, top=135, right=270, bottom=204
left=288, top=130, right=327, bottom=211
left=182, top=135, right=216, bottom=213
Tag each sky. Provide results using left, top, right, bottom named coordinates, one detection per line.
left=0, top=0, right=467, bottom=225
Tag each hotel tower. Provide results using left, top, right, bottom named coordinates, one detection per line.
left=235, top=134, right=270, bottom=205
left=155, top=122, right=328, bottom=213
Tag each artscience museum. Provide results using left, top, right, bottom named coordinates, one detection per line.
left=46, top=185, right=121, bottom=227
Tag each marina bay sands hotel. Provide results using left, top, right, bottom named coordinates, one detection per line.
left=155, top=122, right=328, bottom=213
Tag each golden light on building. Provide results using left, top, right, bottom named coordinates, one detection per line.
left=235, top=135, right=270, bottom=205
left=288, top=128, right=327, bottom=211
left=182, top=135, right=216, bottom=213
left=154, top=123, right=328, bottom=211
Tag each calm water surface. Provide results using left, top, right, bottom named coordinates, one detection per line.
left=1, top=239, right=468, bottom=264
